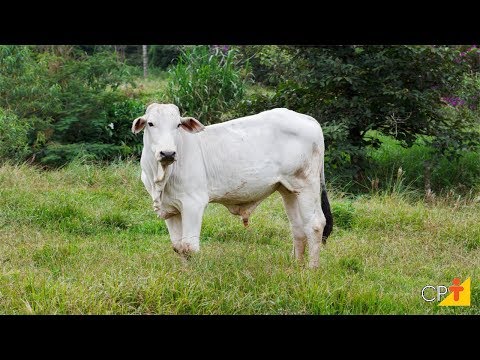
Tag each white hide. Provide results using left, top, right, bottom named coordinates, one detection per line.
left=135, top=103, right=328, bottom=268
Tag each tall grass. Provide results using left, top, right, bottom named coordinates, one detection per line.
left=166, top=46, right=250, bottom=124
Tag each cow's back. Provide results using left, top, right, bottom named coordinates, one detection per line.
left=197, top=108, right=324, bottom=203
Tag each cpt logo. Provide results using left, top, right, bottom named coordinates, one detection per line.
left=422, top=278, right=471, bottom=306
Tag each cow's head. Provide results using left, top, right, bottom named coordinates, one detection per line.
left=132, top=103, right=204, bottom=167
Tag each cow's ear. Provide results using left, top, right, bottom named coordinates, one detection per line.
left=132, top=117, right=147, bottom=134
left=179, top=117, right=205, bottom=133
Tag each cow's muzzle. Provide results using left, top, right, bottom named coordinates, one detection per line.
left=158, top=150, right=176, bottom=165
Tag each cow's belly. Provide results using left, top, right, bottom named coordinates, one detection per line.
left=210, top=177, right=279, bottom=205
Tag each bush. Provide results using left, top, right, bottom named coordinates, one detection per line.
left=0, top=108, right=32, bottom=163
left=0, top=46, right=58, bottom=120
left=166, top=46, right=250, bottom=124
left=106, top=98, right=146, bottom=148
left=235, top=45, right=293, bottom=86
left=0, top=46, right=140, bottom=167
left=36, top=99, right=146, bottom=167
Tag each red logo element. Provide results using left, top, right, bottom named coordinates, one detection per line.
left=449, top=278, right=464, bottom=301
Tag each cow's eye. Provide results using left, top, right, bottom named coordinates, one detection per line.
left=177, top=123, right=182, bottom=128
left=148, top=122, right=154, bottom=127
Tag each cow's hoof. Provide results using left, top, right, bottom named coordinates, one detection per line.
left=172, top=243, right=199, bottom=259
left=182, top=243, right=200, bottom=258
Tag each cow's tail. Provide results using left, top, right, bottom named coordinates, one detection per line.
left=321, top=160, right=333, bottom=244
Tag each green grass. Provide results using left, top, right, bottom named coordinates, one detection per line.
left=1, top=162, right=479, bottom=314
left=366, top=131, right=480, bottom=193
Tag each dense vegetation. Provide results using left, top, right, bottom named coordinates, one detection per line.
left=237, top=46, right=480, bottom=188
left=1, top=44, right=478, bottom=193
left=0, top=46, right=146, bottom=167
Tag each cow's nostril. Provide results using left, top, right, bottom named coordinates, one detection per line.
left=159, top=151, right=176, bottom=159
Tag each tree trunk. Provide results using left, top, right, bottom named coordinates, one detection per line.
left=424, top=160, right=432, bottom=194
left=424, top=159, right=435, bottom=203
left=114, top=45, right=126, bottom=62
left=143, top=45, right=148, bottom=78
left=349, top=127, right=365, bottom=182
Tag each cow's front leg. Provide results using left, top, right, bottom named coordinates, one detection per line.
left=179, top=201, right=207, bottom=256
left=165, top=215, right=182, bottom=253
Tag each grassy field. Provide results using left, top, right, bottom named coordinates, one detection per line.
left=0, top=161, right=479, bottom=314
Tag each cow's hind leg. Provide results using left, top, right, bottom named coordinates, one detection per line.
left=279, top=188, right=307, bottom=263
left=296, top=190, right=327, bottom=269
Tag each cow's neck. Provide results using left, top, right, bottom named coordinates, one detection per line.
left=152, top=131, right=209, bottom=209
left=153, top=162, right=172, bottom=195
left=151, top=131, right=190, bottom=200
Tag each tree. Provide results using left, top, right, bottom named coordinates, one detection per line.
left=143, top=45, right=148, bottom=78
left=242, top=45, right=479, bottom=184
left=114, top=45, right=126, bottom=62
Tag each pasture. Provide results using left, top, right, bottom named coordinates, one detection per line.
left=0, top=161, right=478, bottom=314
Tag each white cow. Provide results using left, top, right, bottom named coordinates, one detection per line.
left=132, top=103, right=333, bottom=268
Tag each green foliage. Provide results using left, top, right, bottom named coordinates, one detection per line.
left=235, top=45, right=293, bottom=86
left=238, top=45, right=479, bottom=182
left=430, top=77, right=480, bottom=162
left=0, top=46, right=58, bottom=120
left=2, top=44, right=479, bottom=193
left=166, top=46, right=250, bottom=124
left=106, top=99, right=146, bottom=148
left=367, top=132, right=480, bottom=193
left=0, top=45, right=142, bottom=167
left=0, top=108, right=32, bottom=163
left=36, top=97, right=145, bottom=167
